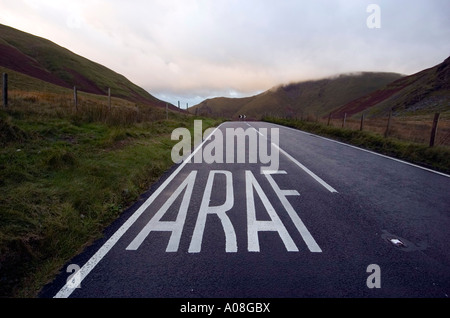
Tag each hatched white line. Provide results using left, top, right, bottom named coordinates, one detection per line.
left=54, top=124, right=224, bottom=298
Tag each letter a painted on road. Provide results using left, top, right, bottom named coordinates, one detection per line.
left=246, top=170, right=298, bottom=252
left=126, top=171, right=197, bottom=252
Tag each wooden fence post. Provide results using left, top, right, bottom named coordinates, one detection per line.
left=74, top=86, right=78, bottom=111
left=166, top=103, right=168, bottom=120
left=384, top=111, right=392, bottom=138
left=2, top=73, right=8, bottom=108
left=429, top=113, right=440, bottom=147
left=360, top=113, right=365, bottom=131
left=327, top=113, right=332, bottom=126
left=342, top=113, right=347, bottom=128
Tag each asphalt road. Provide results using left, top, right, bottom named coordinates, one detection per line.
left=40, top=121, right=450, bottom=299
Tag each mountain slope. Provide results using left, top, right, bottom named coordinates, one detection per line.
left=0, top=24, right=172, bottom=108
left=331, top=56, right=450, bottom=118
left=192, top=72, right=403, bottom=119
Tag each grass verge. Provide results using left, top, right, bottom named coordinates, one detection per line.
left=263, top=116, right=450, bottom=175
left=0, top=96, right=223, bottom=297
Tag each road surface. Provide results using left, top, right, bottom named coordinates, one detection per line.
left=40, top=121, right=450, bottom=299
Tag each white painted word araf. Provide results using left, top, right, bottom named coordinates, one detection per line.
left=125, top=170, right=322, bottom=253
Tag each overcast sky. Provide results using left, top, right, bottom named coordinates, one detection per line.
left=1, top=0, right=449, bottom=107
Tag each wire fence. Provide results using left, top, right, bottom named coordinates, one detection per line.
left=2, top=72, right=450, bottom=147
left=1, top=72, right=172, bottom=126
left=263, top=109, right=450, bottom=148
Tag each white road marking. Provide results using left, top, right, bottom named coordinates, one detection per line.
left=272, top=143, right=338, bottom=193
left=246, top=170, right=299, bottom=252
left=126, top=170, right=197, bottom=252
left=249, top=125, right=338, bottom=193
left=53, top=124, right=224, bottom=298
left=54, top=122, right=329, bottom=298
left=126, top=169, right=322, bottom=253
left=189, top=170, right=237, bottom=253
left=267, top=122, right=450, bottom=179
left=263, top=171, right=322, bottom=253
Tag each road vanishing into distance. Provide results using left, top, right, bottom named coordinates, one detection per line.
left=40, top=121, right=450, bottom=299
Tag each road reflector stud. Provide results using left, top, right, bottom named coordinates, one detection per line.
left=389, top=238, right=406, bottom=248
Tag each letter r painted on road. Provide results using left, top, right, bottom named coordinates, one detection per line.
left=189, top=170, right=236, bottom=253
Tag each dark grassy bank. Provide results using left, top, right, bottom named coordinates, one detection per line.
left=263, top=116, right=450, bottom=175
left=0, top=92, right=222, bottom=297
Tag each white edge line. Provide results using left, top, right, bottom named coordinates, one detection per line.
left=54, top=123, right=223, bottom=298
left=268, top=122, right=450, bottom=179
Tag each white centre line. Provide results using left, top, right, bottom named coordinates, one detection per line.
left=272, top=143, right=338, bottom=193
left=269, top=122, right=450, bottom=179
left=249, top=124, right=338, bottom=193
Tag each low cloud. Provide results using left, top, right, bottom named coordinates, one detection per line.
left=1, top=0, right=449, bottom=107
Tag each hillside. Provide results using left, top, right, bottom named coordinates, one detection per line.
left=0, top=24, right=176, bottom=109
left=331, top=56, right=450, bottom=118
left=191, top=72, right=403, bottom=119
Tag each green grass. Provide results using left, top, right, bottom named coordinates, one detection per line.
left=0, top=88, right=223, bottom=297
left=263, top=116, right=450, bottom=175
left=0, top=24, right=162, bottom=104
left=191, top=72, right=403, bottom=119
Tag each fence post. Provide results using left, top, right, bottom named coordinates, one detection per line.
left=327, top=113, right=332, bottom=126
left=429, top=113, right=440, bottom=147
left=342, top=113, right=347, bottom=128
left=384, top=111, right=392, bottom=138
left=2, top=73, right=8, bottom=108
left=74, top=86, right=78, bottom=111
left=360, top=113, right=365, bottom=131
left=166, top=103, right=168, bottom=120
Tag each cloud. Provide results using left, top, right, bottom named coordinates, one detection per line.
left=1, top=0, right=449, bottom=107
